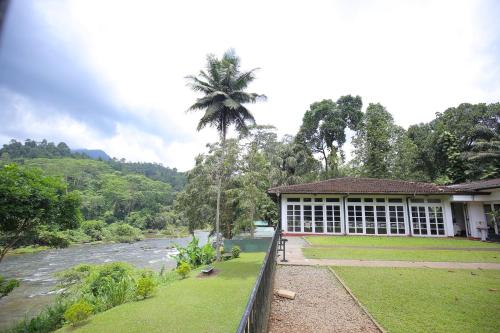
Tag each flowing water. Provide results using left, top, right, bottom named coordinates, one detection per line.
left=0, top=231, right=209, bottom=330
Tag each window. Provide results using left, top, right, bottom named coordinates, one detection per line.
left=348, top=198, right=362, bottom=202
left=314, top=198, right=323, bottom=202
left=427, top=199, right=442, bottom=203
left=303, top=198, right=312, bottom=202
left=303, top=205, right=312, bottom=232
left=428, top=206, right=445, bottom=235
left=376, top=206, right=387, bottom=234
left=326, top=198, right=339, bottom=202
left=376, top=198, right=385, bottom=203
left=287, top=204, right=301, bottom=232
left=347, top=205, right=363, bottom=233
left=410, top=200, right=445, bottom=236
left=326, top=205, right=342, bottom=233
left=389, top=206, right=405, bottom=234
left=287, top=198, right=300, bottom=202
left=411, top=199, right=425, bottom=203
left=365, top=206, right=375, bottom=234
left=388, top=198, right=403, bottom=203
left=314, top=205, right=324, bottom=233
left=364, top=198, right=373, bottom=202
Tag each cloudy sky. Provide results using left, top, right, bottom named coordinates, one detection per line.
left=1, top=0, right=499, bottom=171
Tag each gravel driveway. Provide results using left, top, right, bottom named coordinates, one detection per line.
left=268, top=265, right=380, bottom=333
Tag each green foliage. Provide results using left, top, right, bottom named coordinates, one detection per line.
left=64, top=301, right=93, bottom=326
left=0, top=139, right=73, bottom=159
left=80, top=220, right=107, bottom=241
left=176, top=261, right=191, bottom=279
left=231, top=245, right=241, bottom=258
left=0, top=163, right=81, bottom=262
left=175, top=237, right=216, bottom=268
left=6, top=300, right=70, bottom=333
left=0, top=275, right=20, bottom=297
left=37, top=230, right=71, bottom=248
left=135, top=275, right=156, bottom=299
left=21, top=158, right=175, bottom=225
left=105, top=223, right=143, bottom=243
left=58, top=262, right=150, bottom=313
left=297, top=96, right=363, bottom=176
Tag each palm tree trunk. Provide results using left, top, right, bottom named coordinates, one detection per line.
left=215, top=131, right=226, bottom=262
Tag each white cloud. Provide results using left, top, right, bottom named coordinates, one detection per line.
left=2, top=0, right=499, bottom=170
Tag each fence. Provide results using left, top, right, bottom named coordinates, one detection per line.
left=236, top=227, right=280, bottom=333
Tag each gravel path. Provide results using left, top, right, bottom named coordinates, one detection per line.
left=268, top=265, right=380, bottom=333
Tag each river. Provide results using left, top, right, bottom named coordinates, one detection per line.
left=0, top=231, right=209, bottom=331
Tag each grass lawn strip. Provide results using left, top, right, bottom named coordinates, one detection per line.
left=57, top=252, right=265, bottom=333
left=304, top=236, right=500, bottom=248
left=333, top=266, right=500, bottom=333
left=303, top=247, right=500, bottom=263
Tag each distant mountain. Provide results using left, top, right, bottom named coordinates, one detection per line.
left=72, top=149, right=111, bottom=161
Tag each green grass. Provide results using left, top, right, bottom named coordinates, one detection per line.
left=57, top=252, right=265, bottom=333
left=303, top=247, right=500, bottom=262
left=9, top=245, right=50, bottom=255
left=305, top=236, right=500, bottom=248
left=334, top=267, right=500, bottom=333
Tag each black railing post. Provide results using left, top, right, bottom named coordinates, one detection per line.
left=281, top=238, right=288, bottom=262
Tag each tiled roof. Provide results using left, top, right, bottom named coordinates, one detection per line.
left=267, top=177, right=473, bottom=195
left=448, top=178, right=500, bottom=191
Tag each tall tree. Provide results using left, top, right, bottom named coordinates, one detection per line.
left=352, top=103, right=394, bottom=178
left=185, top=49, right=266, bottom=260
left=0, top=164, right=82, bottom=263
left=297, top=95, right=362, bottom=177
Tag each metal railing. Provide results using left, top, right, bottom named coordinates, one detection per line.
left=236, top=227, right=280, bottom=333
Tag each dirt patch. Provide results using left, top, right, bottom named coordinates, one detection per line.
left=196, top=269, right=220, bottom=278
left=268, top=265, right=380, bottom=333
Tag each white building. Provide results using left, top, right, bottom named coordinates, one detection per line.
left=267, top=178, right=500, bottom=238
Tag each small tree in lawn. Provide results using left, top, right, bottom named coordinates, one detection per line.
left=186, top=49, right=266, bottom=261
left=0, top=164, right=82, bottom=263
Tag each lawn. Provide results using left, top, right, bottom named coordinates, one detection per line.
left=57, top=252, right=265, bottom=333
left=303, top=247, right=500, bottom=262
left=334, top=267, right=500, bottom=333
left=305, top=236, right=500, bottom=248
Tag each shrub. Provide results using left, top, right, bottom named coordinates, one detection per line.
left=176, top=261, right=191, bottom=279
left=8, top=301, right=70, bottom=333
left=64, top=301, right=93, bottom=326
left=105, top=223, right=143, bottom=243
left=80, top=220, right=107, bottom=241
left=200, top=243, right=215, bottom=264
left=231, top=245, right=241, bottom=258
left=37, top=230, right=71, bottom=248
left=59, top=229, right=91, bottom=243
left=135, top=276, right=156, bottom=299
left=0, top=275, right=20, bottom=297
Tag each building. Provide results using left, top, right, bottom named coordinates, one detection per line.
left=267, top=177, right=500, bottom=238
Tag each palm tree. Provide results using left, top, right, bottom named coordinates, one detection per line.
left=186, top=49, right=266, bottom=261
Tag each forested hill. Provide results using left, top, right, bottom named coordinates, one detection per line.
left=0, top=139, right=186, bottom=190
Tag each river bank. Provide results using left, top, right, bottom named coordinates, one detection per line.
left=0, top=231, right=209, bottom=331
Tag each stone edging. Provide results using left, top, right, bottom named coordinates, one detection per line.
left=327, top=266, right=387, bottom=333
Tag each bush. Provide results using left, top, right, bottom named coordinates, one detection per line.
left=200, top=243, right=215, bottom=264
left=105, top=223, right=143, bottom=243
left=231, top=245, right=241, bottom=259
left=7, top=301, right=70, bottom=333
left=64, top=301, right=93, bottom=326
left=176, top=261, right=191, bottom=279
left=80, top=220, right=107, bottom=241
left=59, top=229, right=91, bottom=243
left=37, top=230, right=71, bottom=248
left=0, top=275, right=19, bottom=297
left=135, top=275, right=156, bottom=299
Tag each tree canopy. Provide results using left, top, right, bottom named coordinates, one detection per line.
left=0, top=164, right=82, bottom=262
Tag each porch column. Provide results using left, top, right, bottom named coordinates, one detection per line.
left=443, top=200, right=454, bottom=237
left=467, top=202, right=486, bottom=238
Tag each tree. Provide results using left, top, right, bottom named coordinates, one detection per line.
left=297, top=95, right=363, bottom=177
left=0, top=164, right=82, bottom=263
left=186, top=49, right=266, bottom=261
left=352, top=103, right=394, bottom=178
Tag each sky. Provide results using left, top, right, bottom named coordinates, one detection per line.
left=0, top=0, right=499, bottom=171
